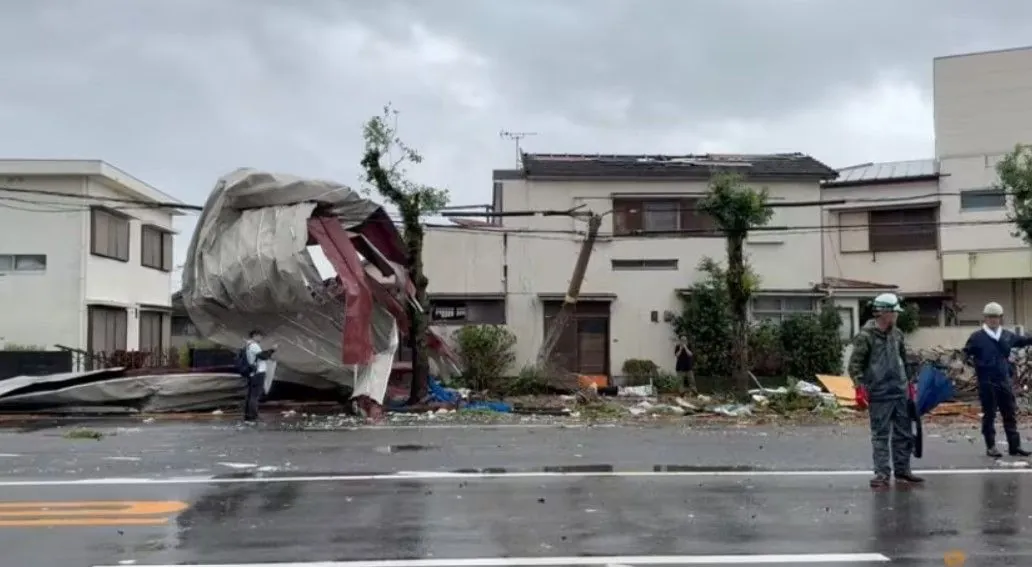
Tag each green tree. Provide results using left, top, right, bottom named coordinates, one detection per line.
left=996, top=144, right=1032, bottom=244
left=699, top=173, right=774, bottom=394
left=361, top=104, right=450, bottom=403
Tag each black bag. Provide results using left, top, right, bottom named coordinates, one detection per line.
left=234, top=347, right=253, bottom=377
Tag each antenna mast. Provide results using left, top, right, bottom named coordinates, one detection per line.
left=499, top=130, right=538, bottom=167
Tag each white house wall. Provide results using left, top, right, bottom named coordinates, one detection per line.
left=0, top=176, right=87, bottom=349
left=424, top=177, right=826, bottom=373
left=821, top=180, right=943, bottom=293
left=499, top=178, right=825, bottom=290
left=423, top=227, right=505, bottom=294
left=934, top=46, right=1032, bottom=159
left=937, top=155, right=1023, bottom=253
left=83, top=178, right=175, bottom=350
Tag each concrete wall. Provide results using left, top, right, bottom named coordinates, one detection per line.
left=0, top=176, right=87, bottom=349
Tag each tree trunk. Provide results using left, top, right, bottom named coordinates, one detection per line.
left=405, top=221, right=430, bottom=405
left=726, top=231, right=749, bottom=395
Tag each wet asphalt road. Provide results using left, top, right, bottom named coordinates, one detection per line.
left=2, top=419, right=1032, bottom=566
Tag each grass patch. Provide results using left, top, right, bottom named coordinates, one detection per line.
left=63, top=428, right=104, bottom=440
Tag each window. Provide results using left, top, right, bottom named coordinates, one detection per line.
left=141, top=225, right=174, bottom=271
left=643, top=200, right=680, bottom=232
left=912, top=298, right=942, bottom=327
left=837, top=307, right=855, bottom=341
left=611, top=259, right=679, bottom=271
left=87, top=306, right=128, bottom=354
left=960, top=188, right=1006, bottom=211
left=751, top=295, right=815, bottom=323
left=171, top=315, right=198, bottom=337
left=91, top=207, right=130, bottom=261
left=0, top=254, right=46, bottom=272
left=612, top=197, right=720, bottom=237
left=429, top=298, right=506, bottom=325
left=139, top=311, right=169, bottom=352
left=868, top=207, right=937, bottom=252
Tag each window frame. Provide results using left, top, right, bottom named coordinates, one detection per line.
left=868, top=207, right=938, bottom=252
left=612, top=197, right=721, bottom=238
left=959, top=188, right=1007, bottom=211
left=0, top=254, right=47, bottom=273
left=140, top=224, right=174, bottom=272
left=610, top=259, right=679, bottom=271
left=138, top=310, right=169, bottom=352
left=750, top=295, right=817, bottom=323
left=428, top=298, right=507, bottom=325
left=90, top=207, right=131, bottom=262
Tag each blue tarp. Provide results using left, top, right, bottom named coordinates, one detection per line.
left=916, top=362, right=955, bottom=416
left=387, top=376, right=512, bottom=413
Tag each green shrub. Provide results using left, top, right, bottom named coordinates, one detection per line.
left=622, top=358, right=659, bottom=378
left=748, top=321, right=783, bottom=377
left=673, top=257, right=844, bottom=386
left=778, top=303, right=844, bottom=379
left=452, top=325, right=517, bottom=392
left=651, top=372, right=682, bottom=394
left=505, top=364, right=552, bottom=396
left=672, top=258, right=736, bottom=379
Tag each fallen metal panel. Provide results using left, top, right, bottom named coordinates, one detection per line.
left=0, top=373, right=245, bottom=413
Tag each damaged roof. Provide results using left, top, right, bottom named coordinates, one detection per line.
left=823, top=159, right=939, bottom=188
left=494, top=152, right=838, bottom=181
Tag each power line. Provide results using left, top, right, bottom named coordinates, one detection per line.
left=0, top=186, right=201, bottom=211
left=0, top=186, right=1022, bottom=239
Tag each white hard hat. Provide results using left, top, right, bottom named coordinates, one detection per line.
left=983, top=302, right=1004, bottom=316
left=871, top=293, right=904, bottom=313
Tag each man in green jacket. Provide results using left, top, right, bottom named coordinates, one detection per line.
left=848, top=293, right=924, bottom=488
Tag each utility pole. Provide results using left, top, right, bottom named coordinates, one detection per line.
left=499, top=130, right=538, bottom=167
left=536, top=213, right=603, bottom=367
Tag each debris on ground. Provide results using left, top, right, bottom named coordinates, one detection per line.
left=63, top=428, right=104, bottom=440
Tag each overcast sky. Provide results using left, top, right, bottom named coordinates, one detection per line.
left=4, top=0, right=1032, bottom=286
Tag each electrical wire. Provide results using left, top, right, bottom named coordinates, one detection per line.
left=0, top=186, right=1021, bottom=238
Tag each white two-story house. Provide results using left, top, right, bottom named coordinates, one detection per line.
left=822, top=45, right=1032, bottom=348
left=0, top=160, right=182, bottom=354
left=425, top=153, right=838, bottom=375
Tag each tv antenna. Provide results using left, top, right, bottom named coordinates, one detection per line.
left=500, top=130, right=538, bottom=166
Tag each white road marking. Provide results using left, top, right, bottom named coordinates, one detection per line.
left=3, top=466, right=1032, bottom=486
left=92, top=553, right=892, bottom=566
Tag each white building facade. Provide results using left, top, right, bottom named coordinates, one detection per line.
left=424, top=154, right=837, bottom=376
left=823, top=45, right=1032, bottom=348
left=0, top=160, right=181, bottom=354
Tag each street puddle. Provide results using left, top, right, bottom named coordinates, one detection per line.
left=374, top=444, right=439, bottom=454
left=653, top=464, right=761, bottom=472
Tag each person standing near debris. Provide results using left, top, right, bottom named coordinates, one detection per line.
left=675, top=336, right=696, bottom=393
left=963, top=302, right=1032, bottom=458
left=243, top=329, right=275, bottom=423
left=849, top=293, right=923, bottom=488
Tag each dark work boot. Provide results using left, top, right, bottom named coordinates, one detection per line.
left=987, top=447, right=1004, bottom=459
left=895, top=471, right=925, bottom=484
left=869, top=474, right=890, bottom=488
left=1010, top=447, right=1032, bottom=457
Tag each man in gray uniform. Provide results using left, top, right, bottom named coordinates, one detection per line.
left=849, top=293, right=924, bottom=488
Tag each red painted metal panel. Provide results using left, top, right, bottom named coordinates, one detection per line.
left=307, top=216, right=374, bottom=365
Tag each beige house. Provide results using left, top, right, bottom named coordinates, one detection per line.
left=824, top=45, right=1032, bottom=349
left=424, top=153, right=838, bottom=375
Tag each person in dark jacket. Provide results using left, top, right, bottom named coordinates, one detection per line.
left=849, top=293, right=923, bottom=488
left=963, top=301, right=1032, bottom=458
